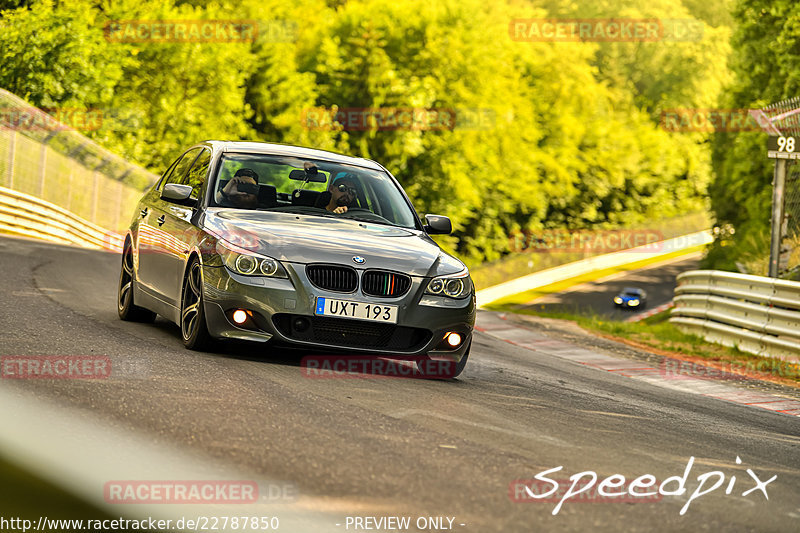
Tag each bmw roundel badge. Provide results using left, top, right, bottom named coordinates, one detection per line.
left=352, top=256, right=366, bottom=264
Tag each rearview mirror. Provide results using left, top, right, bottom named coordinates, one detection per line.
left=289, top=168, right=327, bottom=183
left=161, top=183, right=195, bottom=206
left=424, top=214, right=452, bottom=235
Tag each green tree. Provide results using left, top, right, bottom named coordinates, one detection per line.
left=706, top=0, right=800, bottom=273
left=0, top=0, right=129, bottom=109
left=0, top=0, right=734, bottom=266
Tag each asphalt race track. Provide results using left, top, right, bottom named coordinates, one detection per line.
left=1, top=236, right=798, bottom=532
left=520, top=254, right=702, bottom=320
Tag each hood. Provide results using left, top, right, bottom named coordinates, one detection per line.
left=202, top=209, right=466, bottom=278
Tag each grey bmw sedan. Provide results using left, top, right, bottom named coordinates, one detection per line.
left=118, top=141, right=475, bottom=377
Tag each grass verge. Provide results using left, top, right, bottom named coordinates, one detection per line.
left=488, top=305, right=800, bottom=388
left=486, top=245, right=705, bottom=308
left=470, top=212, right=710, bottom=289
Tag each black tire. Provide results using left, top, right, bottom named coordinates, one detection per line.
left=416, top=341, right=471, bottom=379
left=118, top=240, right=156, bottom=322
left=180, top=258, right=213, bottom=350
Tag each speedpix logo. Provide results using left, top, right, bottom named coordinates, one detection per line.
left=511, top=456, right=776, bottom=515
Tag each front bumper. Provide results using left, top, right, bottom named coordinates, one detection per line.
left=200, top=263, right=476, bottom=359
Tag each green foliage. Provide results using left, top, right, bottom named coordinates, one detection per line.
left=93, top=0, right=259, bottom=170
left=705, top=0, right=800, bottom=272
left=0, top=0, right=129, bottom=108
left=1, top=0, right=735, bottom=267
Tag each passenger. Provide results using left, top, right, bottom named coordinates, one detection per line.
left=219, top=168, right=259, bottom=209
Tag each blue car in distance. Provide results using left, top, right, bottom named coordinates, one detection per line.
left=613, top=287, right=647, bottom=309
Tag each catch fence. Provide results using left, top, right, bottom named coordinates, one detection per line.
left=0, top=88, right=156, bottom=232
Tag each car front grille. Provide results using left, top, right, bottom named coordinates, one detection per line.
left=306, top=264, right=358, bottom=293
left=272, top=314, right=431, bottom=351
left=361, top=270, right=412, bottom=298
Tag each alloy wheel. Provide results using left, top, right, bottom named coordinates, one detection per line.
left=181, top=261, right=203, bottom=341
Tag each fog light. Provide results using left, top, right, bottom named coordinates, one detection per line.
left=232, top=309, right=248, bottom=324
left=293, top=317, right=310, bottom=332
left=446, top=332, right=462, bottom=347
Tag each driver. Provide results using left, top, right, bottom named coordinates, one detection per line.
left=219, top=168, right=259, bottom=209
left=317, top=174, right=358, bottom=214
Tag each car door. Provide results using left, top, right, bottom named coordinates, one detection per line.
left=161, top=147, right=212, bottom=305
left=135, top=154, right=180, bottom=297
left=137, top=148, right=201, bottom=303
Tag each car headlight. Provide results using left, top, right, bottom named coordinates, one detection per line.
left=628, top=299, right=640, bottom=306
left=614, top=297, right=623, bottom=304
left=425, top=271, right=472, bottom=299
left=216, top=240, right=287, bottom=278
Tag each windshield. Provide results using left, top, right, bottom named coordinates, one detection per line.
left=211, top=153, right=418, bottom=229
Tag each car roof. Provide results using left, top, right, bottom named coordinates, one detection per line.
left=622, top=287, right=643, bottom=293
left=200, top=141, right=384, bottom=171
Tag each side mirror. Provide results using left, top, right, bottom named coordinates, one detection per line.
left=161, top=183, right=195, bottom=206
left=424, top=214, right=452, bottom=235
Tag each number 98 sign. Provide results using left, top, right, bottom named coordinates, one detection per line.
left=768, top=136, right=799, bottom=159
left=777, top=136, right=795, bottom=152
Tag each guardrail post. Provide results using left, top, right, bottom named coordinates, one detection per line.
left=91, top=170, right=99, bottom=223
left=6, top=130, right=15, bottom=189
left=39, top=143, right=47, bottom=198
left=66, top=167, right=74, bottom=212
left=769, top=159, right=788, bottom=277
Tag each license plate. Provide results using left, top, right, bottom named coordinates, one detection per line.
left=314, top=297, right=398, bottom=324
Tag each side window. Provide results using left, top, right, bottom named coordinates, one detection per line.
left=161, top=148, right=201, bottom=189
left=156, top=157, right=181, bottom=190
left=183, top=149, right=211, bottom=200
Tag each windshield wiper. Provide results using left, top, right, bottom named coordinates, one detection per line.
left=344, top=216, right=403, bottom=227
left=260, top=206, right=337, bottom=218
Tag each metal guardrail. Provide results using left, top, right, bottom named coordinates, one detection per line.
left=670, top=270, right=800, bottom=360
left=0, top=185, right=122, bottom=252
